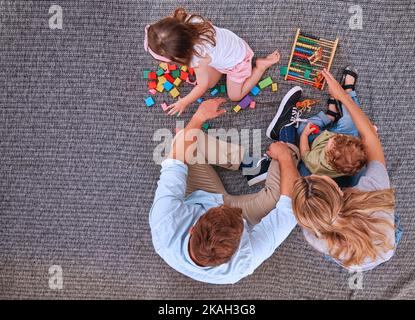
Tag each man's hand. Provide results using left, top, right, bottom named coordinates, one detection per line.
left=193, top=98, right=227, bottom=123
left=321, top=68, right=348, bottom=101
left=266, top=141, right=292, bottom=162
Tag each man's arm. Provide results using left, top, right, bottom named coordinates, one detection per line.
left=248, top=142, right=300, bottom=271
left=151, top=99, right=228, bottom=226
left=168, top=98, right=226, bottom=164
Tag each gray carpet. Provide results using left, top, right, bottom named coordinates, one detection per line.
left=1, top=0, right=415, bottom=299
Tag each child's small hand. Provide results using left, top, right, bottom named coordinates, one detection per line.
left=302, top=122, right=318, bottom=136
left=167, top=99, right=188, bottom=117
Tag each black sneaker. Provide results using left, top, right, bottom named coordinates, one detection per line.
left=245, top=158, right=271, bottom=186
left=266, top=86, right=303, bottom=140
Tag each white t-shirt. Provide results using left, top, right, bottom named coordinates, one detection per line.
left=190, top=26, right=247, bottom=70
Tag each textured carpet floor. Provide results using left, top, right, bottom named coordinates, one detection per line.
left=1, top=0, right=414, bottom=299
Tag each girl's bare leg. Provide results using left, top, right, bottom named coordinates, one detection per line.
left=227, top=49, right=280, bottom=101
left=206, top=66, right=223, bottom=88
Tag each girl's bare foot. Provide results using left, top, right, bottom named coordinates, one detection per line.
left=256, top=49, right=280, bottom=71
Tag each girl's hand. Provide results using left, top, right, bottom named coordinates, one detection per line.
left=167, top=99, right=188, bottom=116
left=302, top=122, right=317, bottom=137
left=193, top=98, right=227, bottom=122
left=321, top=68, right=348, bottom=101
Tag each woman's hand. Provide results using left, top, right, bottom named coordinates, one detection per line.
left=193, top=98, right=227, bottom=122
left=321, top=68, right=348, bottom=101
left=266, top=141, right=292, bottom=162
left=167, top=99, right=188, bottom=116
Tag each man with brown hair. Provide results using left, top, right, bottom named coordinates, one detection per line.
left=150, top=97, right=300, bottom=284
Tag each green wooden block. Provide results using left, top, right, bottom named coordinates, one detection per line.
left=280, top=66, right=288, bottom=76
left=202, top=123, right=209, bottom=130
left=304, top=70, right=311, bottom=79
left=220, top=85, right=226, bottom=93
left=171, top=70, right=180, bottom=78
left=143, top=70, right=150, bottom=79
left=258, top=76, right=273, bottom=89
left=156, top=68, right=164, bottom=76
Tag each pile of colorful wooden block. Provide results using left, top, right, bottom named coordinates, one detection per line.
left=143, top=63, right=278, bottom=114
left=143, top=63, right=195, bottom=108
left=232, top=76, right=278, bottom=113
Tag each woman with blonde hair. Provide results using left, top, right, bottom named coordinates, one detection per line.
left=291, top=68, right=401, bottom=271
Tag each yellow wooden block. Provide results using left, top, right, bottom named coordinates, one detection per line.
left=170, top=87, right=180, bottom=98
left=233, top=105, right=242, bottom=112
left=156, top=82, right=164, bottom=92
left=272, top=83, right=278, bottom=92
left=158, top=76, right=167, bottom=84
left=159, top=62, right=168, bottom=71
left=173, top=78, right=182, bottom=87
left=180, top=65, right=188, bottom=72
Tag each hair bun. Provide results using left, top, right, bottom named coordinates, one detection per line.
left=173, top=7, right=188, bottom=22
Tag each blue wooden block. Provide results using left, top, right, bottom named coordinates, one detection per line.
left=197, top=98, right=204, bottom=103
left=210, top=88, right=219, bottom=96
left=163, top=81, right=174, bottom=91
left=250, top=86, right=260, bottom=96
left=145, top=96, right=155, bottom=107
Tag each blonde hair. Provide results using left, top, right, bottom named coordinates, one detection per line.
left=292, top=175, right=395, bottom=267
left=326, top=134, right=367, bottom=176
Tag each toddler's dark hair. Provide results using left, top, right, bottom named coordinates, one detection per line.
left=147, top=8, right=216, bottom=65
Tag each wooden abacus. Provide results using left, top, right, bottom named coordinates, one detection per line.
left=285, top=29, right=339, bottom=90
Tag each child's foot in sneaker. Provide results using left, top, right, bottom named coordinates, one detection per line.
left=245, top=158, right=271, bottom=186
left=240, top=155, right=269, bottom=175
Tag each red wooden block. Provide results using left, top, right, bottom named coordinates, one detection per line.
left=148, top=72, right=157, bottom=80
left=188, top=68, right=195, bottom=76
left=164, top=73, right=175, bottom=83
left=168, top=64, right=177, bottom=71
left=148, top=81, right=157, bottom=89
left=180, top=71, right=189, bottom=80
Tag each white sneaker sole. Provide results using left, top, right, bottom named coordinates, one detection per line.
left=247, top=172, right=268, bottom=186
left=266, top=86, right=303, bottom=140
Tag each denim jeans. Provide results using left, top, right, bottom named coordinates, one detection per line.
left=297, top=90, right=361, bottom=144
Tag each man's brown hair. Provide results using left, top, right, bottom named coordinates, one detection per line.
left=189, top=205, right=243, bottom=267
left=326, top=134, right=367, bottom=176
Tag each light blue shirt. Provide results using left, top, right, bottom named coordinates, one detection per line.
left=149, top=158, right=297, bottom=284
